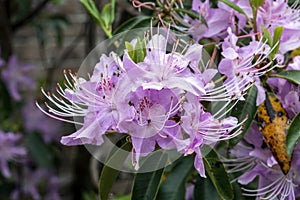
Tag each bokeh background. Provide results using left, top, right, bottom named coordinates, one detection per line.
left=0, top=0, right=137, bottom=199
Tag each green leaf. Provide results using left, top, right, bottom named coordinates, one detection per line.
left=80, top=0, right=102, bottom=26
left=125, top=41, right=134, bottom=60
left=286, top=113, right=300, bottom=157
left=273, top=26, right=284, bottom=45
left=98, top=142, right=132, bottom=200
left=132, top=151, right=168, bottom=200
left=113, top=194, right=131, bottom=200
left=80, top=0, right=112, bottom=37
left=134, top=37, right=146, bottom=63
left=156, top=156, right=194, bottom=200
left=273, top=70, right=300, bottom=85
left=219, top=0, right=248, bottom=18
left=125, top=37, right=146, bottom=63
left=100, top=3, right=112, bottom=28
left=250, top=0, right=264, bottom=8
left=230, top=176, right=249, bottom=200
left=203, top=145, right=234, bottom=200
left=229, top=86, right=258, bottom=146
left=100, top=0, right=115, bottom=29
left=256, top=0, right=265, bottom=7
left=194, top=175, right=219, bottom=200
left=26, top=133, right=54, bottom=168
left=110, top=0, right=115, bottom=24
left=113, top=16, right=152, bottom=35
left=271, top=26, right=284, bottom=58
left=262, top=25, right=272, bottom=46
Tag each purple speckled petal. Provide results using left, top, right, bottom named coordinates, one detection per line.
left=131, top=136, right=156, bottom=170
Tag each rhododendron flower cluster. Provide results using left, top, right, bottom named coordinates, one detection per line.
left=38, top=28, right=276, bottom=176
left=23, top=0, right=300, bottom=199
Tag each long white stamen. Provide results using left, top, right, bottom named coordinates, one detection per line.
left=56, top=86, right=87, bottom=108
left=197, top=117, right=246, bottom=141
left=215, top=99, right=240, bottom=120
left=202, top=74, right=254, bottom=102
left=41, top=89, right=83, bottom=115
left=206, top=73, right=247, bottom=94
left=51, top=93, right=86, bottom=113
left=38, top=67, right=121, bottom=127
left=36, top=102, right=84, bottom=125
left=210, top=99, right=233, bottom=118
left=243, top=172, right=296, bottom=200
left=63, top=70, right=74, bottom=89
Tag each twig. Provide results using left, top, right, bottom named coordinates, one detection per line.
left=209, top=45, right=218, bottom=69
left=12, top=0, right=50, bottom=31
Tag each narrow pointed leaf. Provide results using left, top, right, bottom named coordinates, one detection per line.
left=286, top=113, right=300, bottom=157
left=250, top=0, right=264, bottom=8
left=133, top=37, right=146, bottom=63
left=202, top=145, right=234, bottom=200
left=194, top=175, right=219, bottom=200
left=101, top=3, right=112, bottom=28
left=273, top=70, right=300, bottom=85
left=219, top=0, right=248, bottom=17
left=125, top=41, right=134, bottom=60
left=98, top=142, right=132, bottom=200
left=80, top=0, right=103, bottom=27
left=256, top=0, right=264, bottom=7
left=270, top=26, right=283, bottom=58
left=229, top=86, right=258, bottom=146
left=156, top=156, right=194, bottom=200
left=113, top=16, right=152, bottom=34
left=262, top=26, right=272, bottom=46
left=228, top=174, right=247, bottom=200
left=273, top=26, right=284, bottom=46
left=132, top=151, right=168, bottom=200
left=110, top=0, right=115, bottom=24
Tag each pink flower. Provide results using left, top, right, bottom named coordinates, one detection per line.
left=257, top=0, right=300, bottom=54
left=122, top=33, right=206, bottom=96
left=38, top=52, right=123, bottom=146
left=187, top=0, right=231, bottom=41
left=1, top=55, right=36, bottom=101
left=0, top=131, right=26, bottom=178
